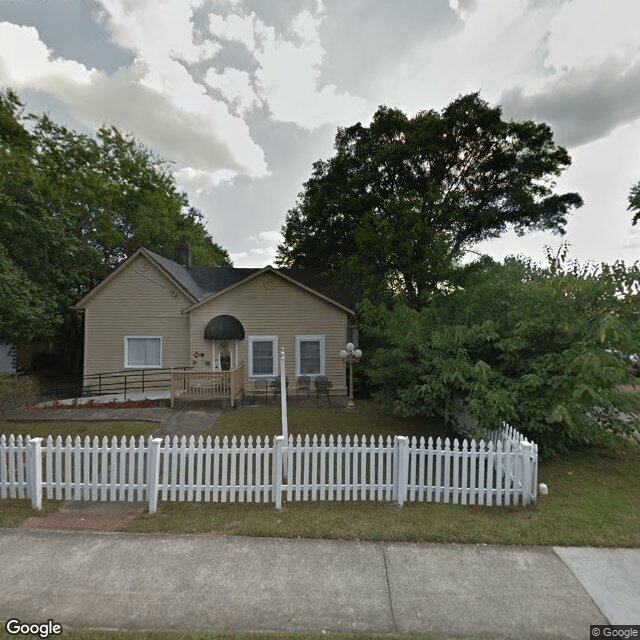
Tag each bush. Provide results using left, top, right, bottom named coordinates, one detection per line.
left=0, top=374, right=39, bottom=411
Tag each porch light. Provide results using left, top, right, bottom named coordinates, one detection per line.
left=341, top=343, right=362, bottom=410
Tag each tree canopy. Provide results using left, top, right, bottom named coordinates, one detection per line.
left=276, top=93, right=583, bottom=307
left=0, top=90, right=230, bottom=364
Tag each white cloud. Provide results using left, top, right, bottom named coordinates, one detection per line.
left=204, top=4, right=367, bottom=129
left=243, top=229, right=281, bottom=265
left=378, top=1, right=555, bottom=113
left=208, top=11, right=258, bottom=50
left=253, top=10, right=367, bottom=129
left=229, top=251, right=249, bottom=263
left=96, top=0, right=268, bottom=181
left=622, top=226, right=640, bottom=252
left=0, top=2, right=270, bottom=189
left=290, top=9, right=323, bottom=44
left=0, top=11, right=268, bottom=186
left=546, top=0, right=640, bottom=71
left=250, top=230, right=282, bottom=244
left=205, top=66, right=261, bottom=115
left=0, top=22, right=94, bottom=87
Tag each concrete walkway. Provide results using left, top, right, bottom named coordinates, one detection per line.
left=1, top=529, right=638, bottom=638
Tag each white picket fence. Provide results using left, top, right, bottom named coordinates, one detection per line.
left=0, top=424, right=538, bottom=513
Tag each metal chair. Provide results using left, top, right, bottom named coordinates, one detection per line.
left=272, top=376, right=289, bottom=398
left=314, top=375, right=332, bottom=403
left=253, top=378, right=270, bottom=400
left=296, top=375, right=311, bottom=398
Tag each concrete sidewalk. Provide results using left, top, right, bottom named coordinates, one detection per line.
left=1, top=529, right=638, bottom=638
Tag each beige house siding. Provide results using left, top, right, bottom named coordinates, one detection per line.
left=188, top=272, right=350, bottom=394
left=81, top=255, right=191, bottom=388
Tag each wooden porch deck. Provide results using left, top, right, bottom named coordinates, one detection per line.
left=170, top=364, right=245, bottom=408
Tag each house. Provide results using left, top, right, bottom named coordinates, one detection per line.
left=73, top=247, right=357, bottom=403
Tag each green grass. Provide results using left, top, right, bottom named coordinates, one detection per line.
left=0, top=497, right=63, bottom=527
left=211, top=400, right=452, bottom=440
left=2, top=403, right=639, bottom=548
left=126, top=438, right=640, bottom=547
left=0, top=420, right=158, bottom=440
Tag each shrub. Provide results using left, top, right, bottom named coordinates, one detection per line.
left=360, top=250, right=640, bottom=457
left=0, top=374, right=39, bottom=411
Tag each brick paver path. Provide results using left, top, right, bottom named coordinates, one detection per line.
left=17, top=511, right=141, bottom=532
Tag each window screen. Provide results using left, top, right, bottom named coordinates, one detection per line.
left=299, top=340, right=321, bottom=374
left=126, top=338, right=161, bottom=367
left=252, top=340, right=274, bottom=375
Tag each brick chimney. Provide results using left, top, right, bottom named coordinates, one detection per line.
left=174, top=243, right=192, bottom=267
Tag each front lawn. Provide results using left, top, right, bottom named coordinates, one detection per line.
left=210, top=399, right=452, bottom=440
left=1, top=403, right=639, bottom=547
left=0, top=420, right=158, bottom=440
left=127, top=438, right=640, bottom=548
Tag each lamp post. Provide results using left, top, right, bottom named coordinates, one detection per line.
left=340, top=342, right=362, bottom=410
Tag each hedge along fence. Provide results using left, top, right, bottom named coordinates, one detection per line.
left=0, top=425, right=538, bottom=513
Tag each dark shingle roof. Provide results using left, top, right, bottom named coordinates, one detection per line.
left=146, top=251, right=357, bottom=311
left=145, top=250, right=206, bottom=300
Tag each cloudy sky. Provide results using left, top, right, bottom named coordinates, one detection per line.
left=1, top=0, right=639, bottom=268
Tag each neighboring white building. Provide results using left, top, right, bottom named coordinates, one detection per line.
left=0, top=342, right=17, bottom=374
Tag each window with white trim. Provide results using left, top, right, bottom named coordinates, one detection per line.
left=295, top=335, right=325, bottom=377
left=125, top=337, right=162, bottom=368
left=248, top=336, right=277, bottom=377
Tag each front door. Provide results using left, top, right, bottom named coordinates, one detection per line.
left=214, top=340, right=235, bottom=371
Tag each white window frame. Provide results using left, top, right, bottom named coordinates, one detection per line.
left=295, top=334, right=325, bottom=378
left=124, top=336, right=163, bottom=369
left=248, top=335, right=278, bottom=378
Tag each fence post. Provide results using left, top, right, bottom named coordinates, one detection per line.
left=147, top=438, right=162, bottom=514
left=28, top=437, right=43, bottom=510
left=520, top=441, right=534, bottom=506
left=395, top=436, right=409, bottom=507
left=274, top=435, right=284, bottom=511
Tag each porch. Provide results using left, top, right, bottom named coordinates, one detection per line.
left=170, top=364, right=245, bottom=408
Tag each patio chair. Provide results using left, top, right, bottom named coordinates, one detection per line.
left=272, top=376, right=289, bottom=398
left=314, top=375, right=332, bottom=403
left=296, top=375, right=311, bottom=398
left=253, top=378, right=270, bottom=400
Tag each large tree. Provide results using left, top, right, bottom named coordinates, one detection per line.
left=276, top=93, right=583, bottom=307
left=0, top=90, right=230, bottom=370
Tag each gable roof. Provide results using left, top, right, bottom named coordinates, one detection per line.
left=184, top=265, right=355, bottom=314
left=73, top=248, right=199, bottom=310
left=74, top=248, right=357, bottom=314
